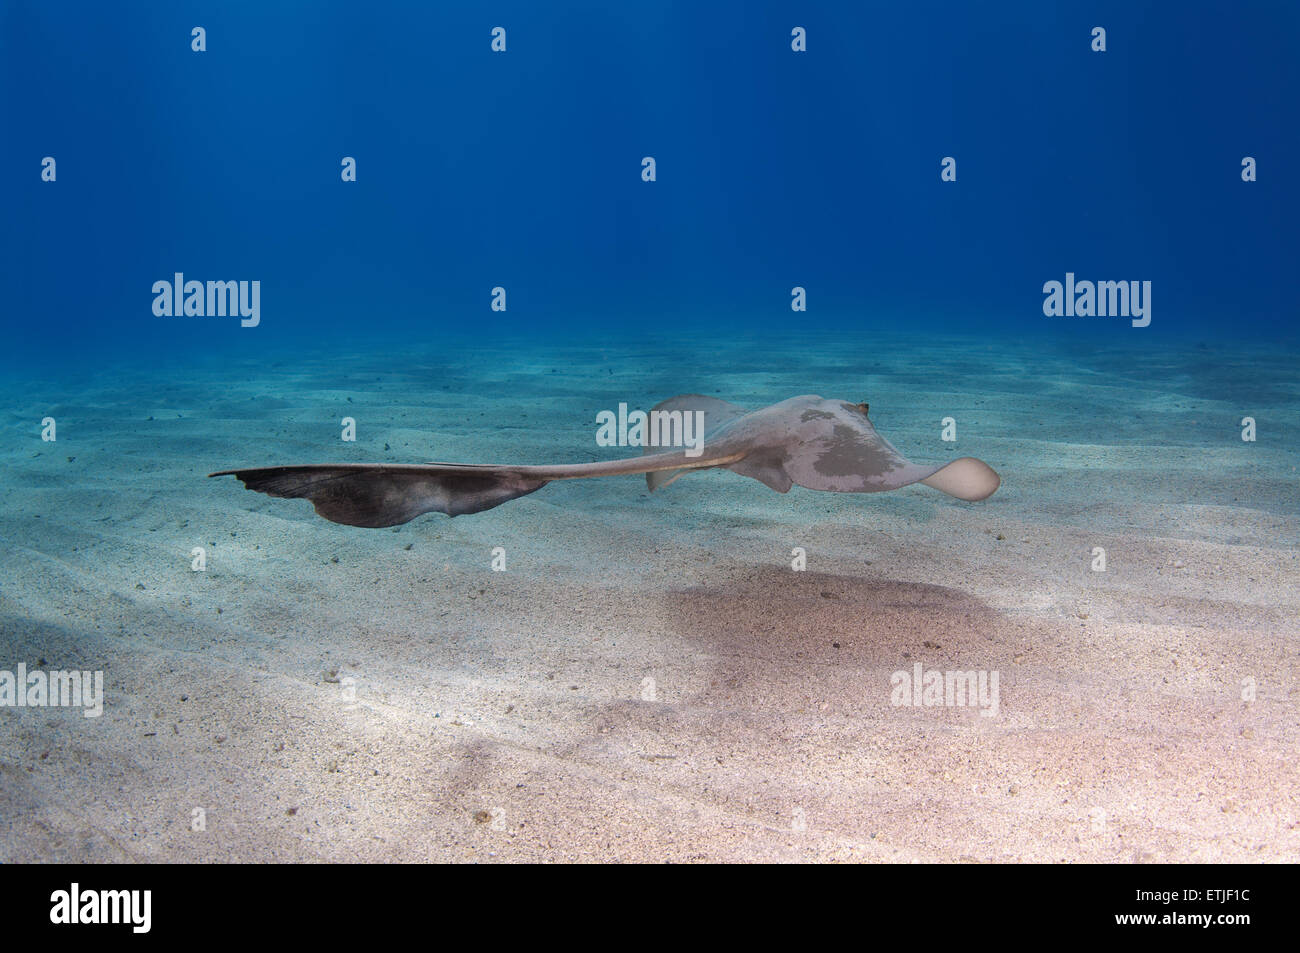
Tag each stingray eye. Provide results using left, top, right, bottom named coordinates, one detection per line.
left=856, top=402, right=869, bottom=416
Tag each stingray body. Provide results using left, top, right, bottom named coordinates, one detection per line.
left=211, top=395, right=1000, bottom=528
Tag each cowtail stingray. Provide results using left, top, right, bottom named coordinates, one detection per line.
left=211, top=395, right=1000, bottom=528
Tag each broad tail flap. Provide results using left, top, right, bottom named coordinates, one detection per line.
left=209, top=464, right=549, bottom=526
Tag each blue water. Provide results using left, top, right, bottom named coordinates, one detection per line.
left=2, top=0, right=1297, bottom=376
left=4, top=2, right=1300, bottom=866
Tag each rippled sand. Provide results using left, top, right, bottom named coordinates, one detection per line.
left=2, top=331, right=1296, bottom=861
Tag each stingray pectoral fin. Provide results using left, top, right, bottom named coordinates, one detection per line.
left=919, top=457, right=1000, bottom=502
left=646, top=468, right=691, bottom=491
left=645, top=394, right=749, bottom=429
left=722, top=450, right=794, bottom=492
left=641, top=394, right=750, bottom=492
left=209, top=464, right=550, bottom=526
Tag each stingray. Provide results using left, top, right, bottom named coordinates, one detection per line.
left=210, top=395, right=1000, bottom=528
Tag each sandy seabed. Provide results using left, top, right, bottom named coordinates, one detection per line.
left=1, top=332, right=1297, bottom=862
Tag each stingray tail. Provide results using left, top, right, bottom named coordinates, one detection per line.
left=210, top=465, right=549, bottom=527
